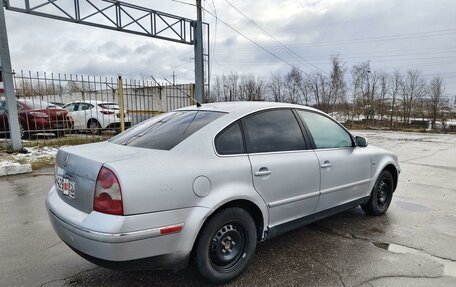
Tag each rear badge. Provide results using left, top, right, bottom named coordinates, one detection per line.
left=63, top=155, right=69, bottom=167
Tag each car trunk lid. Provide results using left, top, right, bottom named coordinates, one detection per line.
left=55, top=141, right=144, bottom=213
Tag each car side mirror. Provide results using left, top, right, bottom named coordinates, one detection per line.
left=356, top=136, right=368, bottom=147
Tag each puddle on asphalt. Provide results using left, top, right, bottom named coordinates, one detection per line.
left=395, top=200, right=432, bottom=212
left=373, top=242, right=456, bottom=277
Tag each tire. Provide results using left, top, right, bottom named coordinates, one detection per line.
left=19, top=122, right=25, bottom=139
left=18, top=122, right=31, bottom=140
left=196, top=207, right=257, bottom=284
left=55, top=130, right=65, bottom=138
left=87, top=119, right=101, bottom=135
left=361, top=170, right=394, bottom=216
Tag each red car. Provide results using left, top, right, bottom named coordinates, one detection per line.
left=0, top=99, right=73, bottom=138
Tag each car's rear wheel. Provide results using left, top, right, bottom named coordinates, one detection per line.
left=361, top=170, right=394, bottom=215
left=88, top=119, right=101, bottom=135
left=196, top=207, right=257, bottom=284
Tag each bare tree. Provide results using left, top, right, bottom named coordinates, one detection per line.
left=328, top=55, right=346, bottom=112
left=270, top=71, right=286, bottom=103
left=429, top=76, right=445, bottom=129
left=376, top=72, right=388, bottom=123
left=239, top=74, right=265, bottom=101
left=388, top=71, right=402, bottom=128
left=350, top=61, right=371, bottom=119
left=400, top=70, right=426, bottom=123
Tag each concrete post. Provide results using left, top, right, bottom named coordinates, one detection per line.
left=0, top=2, right=22, bottom=151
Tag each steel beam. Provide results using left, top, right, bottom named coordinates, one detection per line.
left=0, top=0, right=22, bottom=151
left=4, top=0, right=195, bottom=45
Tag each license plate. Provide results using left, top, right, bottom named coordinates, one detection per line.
left=56, top=175, right=76, bottom=199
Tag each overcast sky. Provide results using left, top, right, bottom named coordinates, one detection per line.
left=3, top=0, right=456, bottom=96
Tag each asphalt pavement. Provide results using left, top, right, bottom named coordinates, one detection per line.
left=1, top=130, right=455, bottom=287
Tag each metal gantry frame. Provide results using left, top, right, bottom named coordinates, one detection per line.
left=0, top=0, right=209, bottom=150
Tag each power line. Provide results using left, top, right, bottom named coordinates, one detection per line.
left=201, top=7, right=302, bottom=71
left=224, top=0, right=326, bottom=74
left=169, top=0, right=196, bottom=7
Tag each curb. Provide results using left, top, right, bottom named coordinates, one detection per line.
left=0, top=163, right=33, bottom=176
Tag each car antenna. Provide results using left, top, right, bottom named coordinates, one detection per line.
left=163, top=78, right=201, bottom=107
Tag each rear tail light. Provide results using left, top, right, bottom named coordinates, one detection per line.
left=30, top=111, right=49, bottom=118
left=100, top=110, right=114, bottom=115
left=94, top=167, right=123, bottom=215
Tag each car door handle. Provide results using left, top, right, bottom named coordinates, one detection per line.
left=321, top=161, right=332, bottom=168
left=254, top=168, right=271, bottom=176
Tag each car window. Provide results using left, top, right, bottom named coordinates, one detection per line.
left=81, top=104, right=93, bottom=110
left=110, top=110, right=225, bottom=150
left=242, top=109, right=306, bottom=153
left=64, top=103, right=78, bottom=112
left=296, top=110, right=353, bottom=149
left=215, top=122, right=245, bottom=155
left=0, top=101, right=6, bottom=110
left=98, top=103, right=119, bottom=110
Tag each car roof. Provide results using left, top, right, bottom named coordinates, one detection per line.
left=176, top=101, right=319, bottom=117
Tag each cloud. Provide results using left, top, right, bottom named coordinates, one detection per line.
left=3, top=0, right=456, bottom=93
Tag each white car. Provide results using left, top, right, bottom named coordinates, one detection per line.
left=62, top=101, right=131, bottom=134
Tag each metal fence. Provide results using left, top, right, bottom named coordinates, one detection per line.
left=0, top=71, right=193, bottom=149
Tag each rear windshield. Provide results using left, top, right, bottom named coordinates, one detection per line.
left=109, top=110, right=225, bottom=150
left=98, top=103, right=119, bottom=110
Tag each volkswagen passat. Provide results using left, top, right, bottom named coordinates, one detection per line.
left=46, top=102, right=400, bottom=284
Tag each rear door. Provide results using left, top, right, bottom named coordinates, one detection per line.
left=296, top=110, right=372, bottom=212
left=242, top=109, right=320, bottom=227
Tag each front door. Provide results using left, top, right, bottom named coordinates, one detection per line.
left=296, top=110, right=372, bottom=212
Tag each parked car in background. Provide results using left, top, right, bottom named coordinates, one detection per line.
left=62, top=100, right=131, bottom=134
left=47, top=102, right=400, bottom=284
left=0, top=99, right=73, bottom=138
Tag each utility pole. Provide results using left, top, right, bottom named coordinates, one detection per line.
left=194, top=0, right=205, bottom=104
left=0, top=1, right=22, bottom=151
left=172, top=71, right=176, bottom=85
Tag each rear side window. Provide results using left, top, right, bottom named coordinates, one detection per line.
left=215, top=122, right=245, bottom=155
left=110, top=110, right=224, bottom=150
left=242, top=109, right=306, bottom=153
left=81, top=104, right=93, bottom=110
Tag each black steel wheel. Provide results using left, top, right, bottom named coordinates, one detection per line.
left=196, top=207, right=257, bottom=284
left=88, top=119, right=101, bottom=135
left=361, top=170, right=394, bottom=215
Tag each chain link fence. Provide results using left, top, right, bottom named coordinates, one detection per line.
left=0, top=71, right=193, bottom=150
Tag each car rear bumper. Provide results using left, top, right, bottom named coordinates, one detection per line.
left=46, top=186, right=210, bottom=270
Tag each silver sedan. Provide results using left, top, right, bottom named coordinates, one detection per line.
left=46, top=101, right=400, bottom=284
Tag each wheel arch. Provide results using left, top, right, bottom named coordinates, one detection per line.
left=383, top=163, right=398, bottom=192
left=190, top=198, right=266, bottom=260
left=86, top=118, right=100, bottom=128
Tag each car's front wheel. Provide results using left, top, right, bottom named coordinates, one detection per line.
left=361, top=170, right=394, bottom=215
left=196, top=207, right=257, bottom=284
